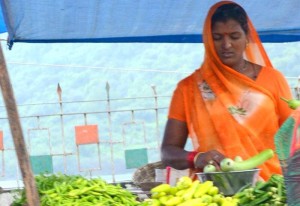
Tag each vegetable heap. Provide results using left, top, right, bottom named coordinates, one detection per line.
left=234, top=174, right=287, bottom=206
left=140, top=175, right=287, bottom=206
left=204, top=149, right=274, bottom=173
left=12, top=173, right=141, bottom=206
left=140, top=176, right=239, bottom=206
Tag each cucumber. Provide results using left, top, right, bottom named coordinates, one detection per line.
left=220, top=149, right=274, bottom=171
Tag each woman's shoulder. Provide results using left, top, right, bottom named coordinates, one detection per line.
left=261, top=66, right=285, bottom=76
left=260, top=66, right=287, bottom=81
left=258, top=66, right=290, bottom=91
left=176, top=70, right=198, bottom=88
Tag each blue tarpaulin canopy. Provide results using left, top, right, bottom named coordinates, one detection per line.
left=0, top=0, right=300, bottom=49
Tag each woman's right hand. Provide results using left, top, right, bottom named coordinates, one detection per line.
left=194, top=150, right=225, bottom=170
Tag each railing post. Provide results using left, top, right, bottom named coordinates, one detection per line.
left=151, top=85, right=161, bottom=149
left=106, top=82, right=116, bottom=182
left=57, top=83, right=67, bottom=172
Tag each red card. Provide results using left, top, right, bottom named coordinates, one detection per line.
left=75, top=125, right=99, bottom=145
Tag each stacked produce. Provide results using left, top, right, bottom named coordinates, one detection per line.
left=10, top=148, right=288, bottom=205
left=140, top=174, right=287, bottom=206
left=204, top=149, right=274, bottom=172
left=12, top=173, right=141, bottom=206
left=139, top=149, right=286, bottom=205
left=233, top=174, right=287, bottom=206
left=200, top=149, right=275, bottom=196
left=140, top=176, right=238, bottom=206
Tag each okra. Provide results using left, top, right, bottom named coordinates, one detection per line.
left=243, top=192, right=273, bottom=206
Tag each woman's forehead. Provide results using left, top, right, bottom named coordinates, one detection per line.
left=212, top=19, right=244, bottom=33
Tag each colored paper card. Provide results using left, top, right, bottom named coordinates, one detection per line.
left=30, top=155, right=53, bottom=175
left=125, top=148, right=148, bottom=169
left=75, top=125, right=99, bottom=145
left=0, top=131, right=3, bottom=150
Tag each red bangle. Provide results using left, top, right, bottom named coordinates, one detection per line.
left=187, top=151, right=198, bottom=168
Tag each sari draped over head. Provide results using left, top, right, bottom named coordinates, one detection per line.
left=189, top=1, right=282, bottom=180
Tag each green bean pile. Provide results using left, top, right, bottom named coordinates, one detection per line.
left=233, top=174, right=287, bottom=206
left=12, top=173, right=142, bottom=206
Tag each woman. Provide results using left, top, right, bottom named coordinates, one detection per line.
left=161, top=1, right=293, bottom=180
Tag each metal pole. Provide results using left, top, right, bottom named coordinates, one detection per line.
left=106, top=82, right=116, bottom=182
left=151, top=85, right=161, bottom=148
left=57, top=83, right=67, bottom=172
left=0, top=45, right=40, bottom=205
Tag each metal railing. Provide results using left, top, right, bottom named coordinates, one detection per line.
left=0, top=82, right=170, bottom=189
left=0, top=77, right=299, bottom=189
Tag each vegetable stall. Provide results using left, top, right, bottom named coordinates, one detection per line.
left=11, top=172, right=287, bottom=206
left=0, top=0, right=299, bottom=205
left=10, top=148, right=291, bottom=205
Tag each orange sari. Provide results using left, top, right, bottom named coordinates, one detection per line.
left=168, top=1, right=292, bottom=180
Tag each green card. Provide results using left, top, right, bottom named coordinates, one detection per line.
left=125, top=148, right=148, bottom=169
left=30, top=155, right=53, bottom=175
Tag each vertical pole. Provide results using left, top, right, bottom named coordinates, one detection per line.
left=57, top=83, right=67, bottom=172
left=151, top=85, right=161, bottom=148
left=106, top=82, right=116, bottom=182
left=0, top=45, right=40, bottom=205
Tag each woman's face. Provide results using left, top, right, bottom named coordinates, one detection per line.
left=212, top=19, right=247, bottom=68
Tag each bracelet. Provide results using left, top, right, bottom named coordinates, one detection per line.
left=187, top=151, right=198, bottom=168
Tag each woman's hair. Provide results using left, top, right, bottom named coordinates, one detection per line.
left=211, top=3, right=249, bottom=34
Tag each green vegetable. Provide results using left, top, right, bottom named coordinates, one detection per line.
left=207, top=186, right=219, bottom=196
left=280, top=97, right=300, bottom=110
left=193, top=180, right=213, bottom=198
left=182, top=180, right=199, bottom=200
left=176, top=176, right=193, bottom=190
left=234, top=174, right=286, bottom=206
left=220, top=158, right=235, bottom=172
left=220, top=149, right=274, bottom=171
left=151, top=183, right=171, bottom=193
left=164, top=196, right=183, bottom=205
left=11, top=173, right=141, bottom=206
left=234, top=156, right=243, bottom=162
left=243, top=191, right=273, bottom=206
left=207, top=203, right=218, bottom=206
left=203, top=164, right=217, bottom=173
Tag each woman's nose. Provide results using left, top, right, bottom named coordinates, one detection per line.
left=222, top=36, right=232, bottom=49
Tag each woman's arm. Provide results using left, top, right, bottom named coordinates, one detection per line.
left=161, top=119, right=225, bottom=170
left=161, top=118, right=190, bottom=170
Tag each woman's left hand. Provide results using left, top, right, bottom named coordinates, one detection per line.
left=194, top=150, right=226, bottom=170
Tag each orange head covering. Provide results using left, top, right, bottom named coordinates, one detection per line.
left=203, top=1, right=273, bottom=69
left=190, top=1, right=282, bottom=180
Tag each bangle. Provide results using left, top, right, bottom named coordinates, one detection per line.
left=187, top=151, right=198, bottom=168
left=193, top=152, right=204, bottom=169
